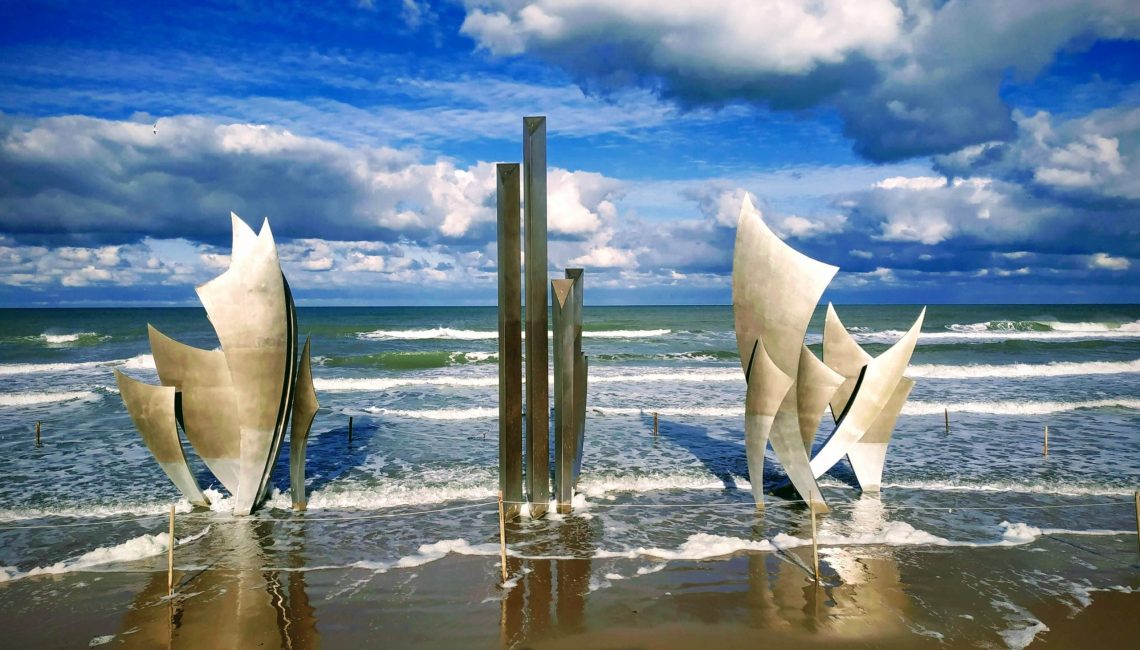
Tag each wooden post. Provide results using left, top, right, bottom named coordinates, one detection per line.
left=523, top=116, right=550, bottom=519
left=348, top=416, right=353, bottom=444
left=944, top=408, right=949, bottom=433
left=35, top=421, right=41, bottom=447
left=1134, top=491, right=1139, bottom=556
left=498, top=492, right=509, bottom=584
left=1044, top=425, right=1049, bottom=456
left=167, top=505, right=175, bottom=595
left=653, top=412, right=658, bottom=437
left=810, top=500, right=819, bottom=583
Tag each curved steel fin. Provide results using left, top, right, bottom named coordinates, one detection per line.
left=796, top=344, right=844, bottom=449
left=822, top=303, right=872, bottom=422
left=733, top=196, right=838, bottom=377
left=810, top=308, right=925, bottom=479
left=147, top=324, right=242, bottom=495
left=572, top=353, right=588, bottom=489
left=743, top=336, right=795, bottom=508
left=290, top=336, right=318, bottom=511
left=195, top=214, right=293, bottom=516
left=258, top=273, right=298, bottom=504
left=846, top=377, right=915, bottom=492
left=114, top=369, right=209, bottom=506
left=734, top=197, right=837, bottom=510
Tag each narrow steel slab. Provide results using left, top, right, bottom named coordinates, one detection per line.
left=113, top=369, right=209, bottom=506
left=497, top=162, right=524, bottom=520
left=290, top=336, right=319, bottom=510
left=523, top=116, right=550, bottom=518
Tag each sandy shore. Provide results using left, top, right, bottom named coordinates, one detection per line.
left=1, top=528, right=1136, bottom=649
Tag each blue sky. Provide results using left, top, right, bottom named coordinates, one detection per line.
left=0, top=0, right=1137, bottom=306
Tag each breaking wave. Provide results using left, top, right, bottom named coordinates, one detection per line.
left=907, top=358, right=1140, bottom=379
left=0, top=354, right=155, bottom=376
left=356, top=328, right=671, bottom=340
left=0, top=390, right=102, bottom=407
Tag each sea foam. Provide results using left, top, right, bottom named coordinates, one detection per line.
left=908, top=358, right=1140, bottom=379
left=0, top=390, right=102, bottom=407
left=356, top=328, right=671, bottom=340
left=0, top=526, right=209, bottom=583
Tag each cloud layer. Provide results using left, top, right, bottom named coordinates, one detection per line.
left=461, top=0, right=1140, bottom=161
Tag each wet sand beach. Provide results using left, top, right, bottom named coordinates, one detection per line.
left=1, top=509, right=1136, bottom=649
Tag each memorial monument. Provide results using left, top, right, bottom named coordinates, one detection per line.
left=732, top=197, right=922, bottom=511
left=115, top=213, right=319, bottom=516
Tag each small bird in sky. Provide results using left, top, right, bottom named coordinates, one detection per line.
left=152, top=122, right=158, bottom=135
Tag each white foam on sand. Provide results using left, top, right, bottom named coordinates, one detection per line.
left=0, top=526, right=209, bottom=583
left=590, top=520, right=1118, bottom=566
left=993, top=597, right=1050, bottom=650
left=596, top=533, right=774, bottom=561
left=348, top=538, right=501, bottom=574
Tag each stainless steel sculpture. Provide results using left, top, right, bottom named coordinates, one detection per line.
left=116, top=213, right=318, bottom=515
left=497, top=162, right=524, bottom=521
left=524, top=116, right=550, bottom=518
left=291, top=336, right=319, bottom=511
left=732, top=197, right=923, bottom=510
left=498, top=117, right=589, bottom=518
left=818, top=304, right=918, bottom=492
left=552, top=270, right=587, bottom=514
left=113, top=370, right=210, bottom=507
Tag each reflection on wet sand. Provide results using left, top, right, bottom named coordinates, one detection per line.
left=115, top=520, right=318, bottom=649
left=501, top=515, right=594, bottom=648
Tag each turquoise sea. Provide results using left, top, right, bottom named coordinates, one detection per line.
left=0, top=304, right=1138, bottom=645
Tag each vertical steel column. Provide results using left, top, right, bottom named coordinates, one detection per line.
left=565, top=268, right=587, bottom=488
left=524, top=116, right=550, bottom=518
left=551, top=277, right=576, bottom=514
left=497, top=163, right=523, bottom=521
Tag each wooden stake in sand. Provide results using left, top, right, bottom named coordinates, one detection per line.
left=1134, top=491, right=1139, bottom=556
left=653, top=412, right=659, bottom=437
left=35, top=421, right=41, bottom=447
left=498, top=492, right=508, bottom=584
left=1044, top=425, right=1049, bottom=457
left=810, top=500, right=819, bottom=583
left=944, top=408, right=950, bottom=433
left=348, top=416, right=353, bottom=444
left=167, top=505, right=175, bottom=595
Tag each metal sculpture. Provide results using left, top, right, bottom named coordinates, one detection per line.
left=497, top=162, right=524, bottom=521
left=552, top=269, right=587, bottom=514
left=732, top=197, right=922, bottom=510
left=523, top=116, right=551, bottom=518
left=498, top=116, right=589, bottom=518
left=116, top=213, right=318, bottom=515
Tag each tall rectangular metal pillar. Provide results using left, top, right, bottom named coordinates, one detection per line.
left=496, top=163, right=523, bottom=521
left=523, top=116, right=550, bottom=518
left=565, top=268, right=587, bottom=488
left=551, top=277, right=577, bottom=514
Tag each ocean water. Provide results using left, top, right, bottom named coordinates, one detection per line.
left=0, top=304, right=1138, bottom=645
